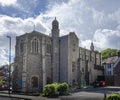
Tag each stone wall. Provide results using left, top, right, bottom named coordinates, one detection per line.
left=68, top=32, right=79, bottom=86
left=79, top=46, right=102, bottom=85
left=60, top=35, right=69, bottom=83
left=14, top=31, right=52, bottom=92
left=13, top=24, right=103, bottom=92
left=13, top=34, right=27, bottom=91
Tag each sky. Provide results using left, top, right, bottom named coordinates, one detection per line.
left=0, top=0, right=120, bottom=66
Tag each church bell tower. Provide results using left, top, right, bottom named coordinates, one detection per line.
left=52, top=17, right=59, bottom=37
left=51, top=17, right=60, bottom=82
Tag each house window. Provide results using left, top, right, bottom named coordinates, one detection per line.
left=109, top=71, right=111, bottom=75
left=72, top=79, right=75, bottom=85
left=108, top=64, right=111, bottom=69
left=31, top=76, right=38, bottom=88
left=86, top=55, right=89, bottom=61
left=31, top=37, right=39, bottom=53
left=47, top=77, right=52, bottom=84
left=46, top=44, right=51, bottom=54
left=73, top=43, right=75, bottom=51
left=20, top=40, right=24, bottom=53
left=107, top=71, right=111, bottom=76
left=82, top=67, right=84, bottom=73
left=72, top=62, right=76, bottom=72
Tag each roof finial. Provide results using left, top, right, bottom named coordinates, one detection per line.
left=55, top=17, right=56, bottom=20
left=90, top=41, right=94, bottom=51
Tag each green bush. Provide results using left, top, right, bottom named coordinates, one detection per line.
left=57, top=83, right=68, bottom=95
left=0, top=77, right=5, bottom=85
left=42, top=82, right=68, bottom=97
left=106, top=93, right=120, bottom=100
left=42, top=83, right=59, bottom=97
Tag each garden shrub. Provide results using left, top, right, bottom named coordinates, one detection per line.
left=106, top=93, right=120, bottom=100
left=42, top=83, right=58, bottom=97
left=42, top=82, right=68, bottom=97
left=57, top=82, right=68, bottom=95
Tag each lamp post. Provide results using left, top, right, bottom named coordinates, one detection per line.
left=6, top=36, right=11, bottom=95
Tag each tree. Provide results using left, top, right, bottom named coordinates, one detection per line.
left=0, top=77, right=5, bottom=86
left=101, top=48, right=118, bottom=59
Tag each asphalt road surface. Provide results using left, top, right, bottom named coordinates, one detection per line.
left=0, top=97, right=23, bottom=100
left=60, top=86, right=120, bottom=100
left=0, top=86, right=120, bottom=100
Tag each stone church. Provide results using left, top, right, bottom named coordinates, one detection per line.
left=12, top=18, right=103, bottom=92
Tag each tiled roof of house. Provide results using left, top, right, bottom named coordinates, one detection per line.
left=102, top=56, right=118, bottom=64
left=113, top=57, right=120, bottom=68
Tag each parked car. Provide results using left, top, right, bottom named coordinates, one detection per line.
left=93, top=81, right=106, bottom=88
left=93, top=81, right=100, bottom=88
left=99, top=81, right=106, bottom=87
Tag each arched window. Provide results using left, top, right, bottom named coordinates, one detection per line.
left=31, top=76, right=38, bottom=88
left=46, top=44, right=51, bottom=54
left=47, top=77, right=52, bottom=84
left=31, top=37, right=39, bottom=53
left=72, top=62, right=76, bottom=72
left=20, top=40, right=24, bottom=53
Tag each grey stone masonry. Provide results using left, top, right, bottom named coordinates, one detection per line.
left=13, top=18, right=103, bottom=92
left=51, top=18, right=60, bottom=82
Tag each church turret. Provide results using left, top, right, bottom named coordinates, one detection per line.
left=51, top=18, right=60, bottom=82
left=52, top=17, right=59, bottom=37
left=90, top=42, right=94, bottom=51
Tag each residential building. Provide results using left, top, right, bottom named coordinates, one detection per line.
left=113, top=50, right=120, bottom=86
left=103, top=56, right=118, bottom=76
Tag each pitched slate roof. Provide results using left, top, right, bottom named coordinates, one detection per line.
left=113, top=57, right=120, bottom=68
left=102, top=56, right=118, bottom=64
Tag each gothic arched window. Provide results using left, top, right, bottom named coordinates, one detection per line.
left=46, top=44, right=51, bottom=54
left=72, top=62, right=76, bottom=72
left=31, top=37, right=39, bottom=53
left=20, top=40, right=24, bottom=53
left=53, top=25, right=58, bottom=29
left=31, top=76, right=38, bottom=88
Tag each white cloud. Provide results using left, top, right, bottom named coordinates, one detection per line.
left=0, top=0, right=120, bottom=65
left=0, top=15, right=47, bottom=35
left=0, top=49, right=8, bottom=66
left=41, top=0, right=120, bottom=50
left=93, top=29, right=120, bottom=50
left=92, top=9, right=105, bottom=26
left=0, top=0, right=17, bottom=6
left=0, top=15, right=48, bottom=66
left=81, top=40, right=92, bottom=50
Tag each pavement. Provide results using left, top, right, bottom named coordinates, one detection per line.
left=0, top=86, right=120, bottom=100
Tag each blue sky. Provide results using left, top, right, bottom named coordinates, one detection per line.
left=0, top=0, right=120, bottom=66
left=0, top=0, right=47, bottom=18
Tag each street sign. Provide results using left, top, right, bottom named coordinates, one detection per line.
left=19, top=80, right=22, bottom=87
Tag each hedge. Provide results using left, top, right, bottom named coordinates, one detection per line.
left=105, top=93, right=120, bottom=100
left=57, top=83, right=68, bottom=95
left=42, top=82, right=68, bottom=97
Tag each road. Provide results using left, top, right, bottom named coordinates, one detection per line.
left=0, top=86, right=120, bottom=100
left=0, top=97, right=23, bottom=100
left=0, top=97, right=10, bottom=100
left=60, top=86, right=120, bottom=100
